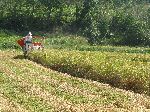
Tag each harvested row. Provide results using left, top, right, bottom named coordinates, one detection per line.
left=0, top=50, right=150, bottom=112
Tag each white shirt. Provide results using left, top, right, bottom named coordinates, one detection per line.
left=25, top=35, right=32, bottom=42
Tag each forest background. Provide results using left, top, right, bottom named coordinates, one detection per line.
left=0, top=0, right=150, bottom=46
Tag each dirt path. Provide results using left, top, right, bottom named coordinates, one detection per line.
left=0, top=50, right=150, bottom=112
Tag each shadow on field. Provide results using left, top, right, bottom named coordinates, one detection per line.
left=13, top=55, right=26, bottom=59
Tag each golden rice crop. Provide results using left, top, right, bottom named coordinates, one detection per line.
left=28, top=49, right=150, bottom=95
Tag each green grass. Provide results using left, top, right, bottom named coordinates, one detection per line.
left=42, top=33, right=150, bottom=54
left=1, top=30, right=150, bottom=55
left=28, top=49, right=150, bottom=95
left=0, top=30, right=20, bottom=50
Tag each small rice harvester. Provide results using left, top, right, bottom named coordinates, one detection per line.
left=17, top=36, right=45, bottom=57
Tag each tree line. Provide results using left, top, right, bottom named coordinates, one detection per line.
left=0, top=0, right=150, bottom=46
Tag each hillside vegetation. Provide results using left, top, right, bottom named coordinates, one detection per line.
left=0, top=50, right=150, bottom=111
left=2, top=30, right=150, bottom=54
left=0, top=0, right=150, bottom=46
left=0, top=30, right=20, bottom=49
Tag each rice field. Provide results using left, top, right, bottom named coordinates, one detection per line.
left=0, top=50, right=150, bottom=112
left=28, top=49, right=150, bottom=95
